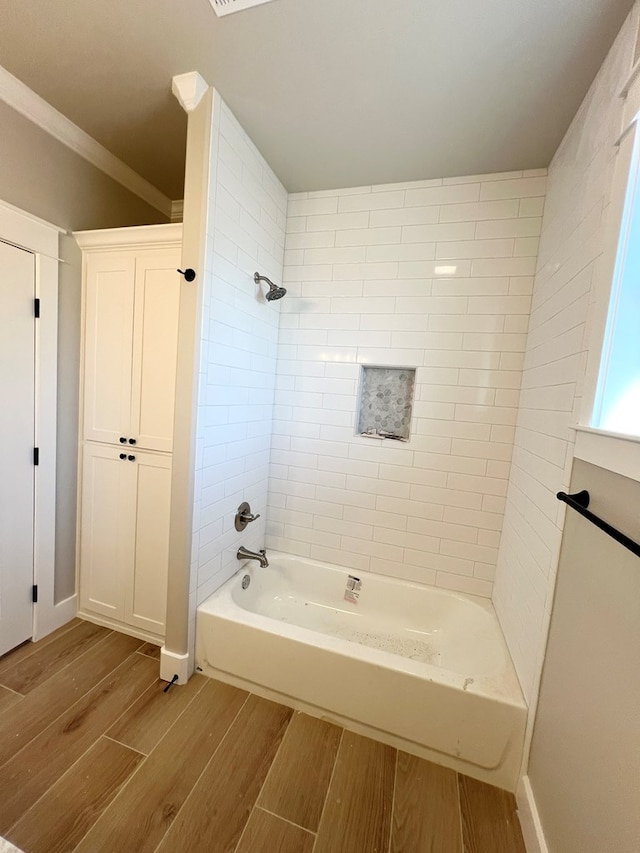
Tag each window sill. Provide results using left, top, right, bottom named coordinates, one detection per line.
left=573, top=425, right=640, bottom=485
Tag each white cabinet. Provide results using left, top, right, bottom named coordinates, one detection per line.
left=79, top=444, right=171, bottom=636
left=83, top=249, right=181, bottom=453
left=75, top=224, right=182, bottom=643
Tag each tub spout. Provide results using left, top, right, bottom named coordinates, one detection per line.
left=237, top=545, right=269, bottom=568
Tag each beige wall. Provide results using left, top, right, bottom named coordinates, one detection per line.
left=528, top=458, right=640, bottom=853
left=0, top=100, right=169, bottom=603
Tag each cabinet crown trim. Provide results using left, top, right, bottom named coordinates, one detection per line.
left=73, top=223, right=183, bottom=251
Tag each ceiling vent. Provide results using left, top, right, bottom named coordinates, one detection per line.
left=209, top=0, right=277, bottom=16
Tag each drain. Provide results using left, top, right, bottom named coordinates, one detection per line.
left=241, top=574, right=251, bottom=590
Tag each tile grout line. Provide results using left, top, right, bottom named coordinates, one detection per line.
left=252, top=711, right=294, bottom=809
left=65, top=678, right=213, bottom=853
left=387, top=749, right=399, bottom=853
left=103, top=667, right=207, bottom=744
left=0, top=684, right=26, bottom=698
left=231, top=805, right=259, bottom=853
left=231, top=706, right=295, bottom=853
left=4, top=724, right=148, bottom=841
left=0, top=627, right=117, bottom=695
left=8, top=648, right=157, bottom=836
left=0, top=620, right=85, bottom=676
left=456, top=773, right=465, bottom=853
left=102, top=733, right=148, bottom=758
left=150, top=691, right=252, bottom=853
left=310, top=727, right=345, bottom=853
left=255, top=805, right=316, bottom=836
left=0, top=639, right=141, bottom=772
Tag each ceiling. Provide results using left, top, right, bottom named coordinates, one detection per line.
left=0, top=0, right=635, bottom=199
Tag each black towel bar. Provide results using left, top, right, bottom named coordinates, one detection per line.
left=556, top=490, right=640, bottom=558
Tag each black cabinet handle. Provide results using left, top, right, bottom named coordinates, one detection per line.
left=128, top=438, right=137, bottom=445
left=119, top=453, right=126, bottom=460
left=119, top=437, right=127, bottom=443
left=127, top=455, right=136, bottom=461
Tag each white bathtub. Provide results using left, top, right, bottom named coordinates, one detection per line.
left=196, top=551, right=526, bottom=790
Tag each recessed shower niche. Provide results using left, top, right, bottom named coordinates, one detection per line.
left=357, top=366, right=416, bottom=441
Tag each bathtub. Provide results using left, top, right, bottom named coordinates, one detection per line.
left=195, top=551, right=526, bottom=790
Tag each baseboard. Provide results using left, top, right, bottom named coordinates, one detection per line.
left=160, top=647, right=192, bottom=685
left=517, top=775, right=549, bottom=853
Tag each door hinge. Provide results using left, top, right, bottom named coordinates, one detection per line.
left=34, top=298, right=40, bottom=318
left=33, top=447, right=39, bottom=466
left=32, top=585, right=38, bottom=603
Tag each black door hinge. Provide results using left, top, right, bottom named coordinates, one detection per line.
left=32, top=585, right=38, bottom=603
left=34, top=298, right=40, bottom=318
left=33, top=447, right=39, bottom=466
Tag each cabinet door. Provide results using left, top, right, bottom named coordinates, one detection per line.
left=79, top=444, right=134, bottom=621
left=83, top=253, right=136, bottom=446
left=130, top=252, right=181, bottom=452
left=124, top=450, right=172, bottom=635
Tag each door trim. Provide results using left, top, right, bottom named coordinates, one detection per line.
left=0, top=199, right=64, bottom=641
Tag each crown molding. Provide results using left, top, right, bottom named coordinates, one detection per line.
left=73, top=222, right=183, bottom=250
left=170, top=199, right=184, bottom=222
left=172, top=72, right=209, bottom=113
left=0, top=64, right=172, bottom=219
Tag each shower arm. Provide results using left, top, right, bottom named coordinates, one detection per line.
left=254, top=272, right=277, bottom=290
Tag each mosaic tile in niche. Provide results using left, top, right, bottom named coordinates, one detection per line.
left=358, top=367, right=416, bottom=440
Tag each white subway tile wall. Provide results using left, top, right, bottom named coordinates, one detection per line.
left=192, top=96, right=287, bottom=606
left=492, top=9, right=637, bottom=703
left=267, top=170, right=546, bottom=597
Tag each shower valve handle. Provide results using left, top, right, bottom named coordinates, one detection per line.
left=235, top=502, right=261, bottom=531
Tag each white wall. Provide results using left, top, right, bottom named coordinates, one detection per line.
left=493, top=5, right=639, bottom=703
left=527, top=460, right=640, bottom=853
left=191, top=95, right=287, bottom=608
left=266, top=171, right=545, bottom=597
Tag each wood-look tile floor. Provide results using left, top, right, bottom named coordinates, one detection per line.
left=0, top=619, right=526, bottom=853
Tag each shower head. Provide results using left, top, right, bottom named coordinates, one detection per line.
left=265, top=286, right=287, bottom=301
left=254, top=272, right=287, bottom=301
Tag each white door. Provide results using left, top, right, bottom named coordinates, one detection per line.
left=79, top=443, right=135, bottom=622
left=83, top=252, right=136, bottom=446
left=0, top=240, right=35, bottom=655
left=130, top=251, right=181, bottom=452
left=125, top=449, right=172, bottom=635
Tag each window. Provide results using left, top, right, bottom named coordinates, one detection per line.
left=592, top=125, right=640, bottom=437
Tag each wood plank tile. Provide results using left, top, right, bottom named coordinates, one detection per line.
left=236, top=808, right=315, bottom=853
left=73, top=679, right=248, bottom=853
left=0, top=631, right=142, bottom=767
left=459, top=775, right=526, bottom=853
left=0, top=621, right=110, bottom=694
left=155, top=694, right=293, bottom=853
left=106, top=673, right=206, bottom=754
left=0, top=685, right=22, bottom=715
left=0, top=618, right=81, bottom=678
left=6, top=736, right=143, bottom=853
left=314, top=731, right=396, bottom=853
left=258, top=711, right=341, bottom=831
left=0, top=653, right=157, bottom=833
left=137, top=642, right=161, bottom=660
left=391, top=752, right=462, bottom=853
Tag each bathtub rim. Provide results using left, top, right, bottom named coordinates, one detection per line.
left=198, top=551, right=526, bottom=709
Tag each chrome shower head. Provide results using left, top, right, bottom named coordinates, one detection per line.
left=254, top=272, right=287, bottom=301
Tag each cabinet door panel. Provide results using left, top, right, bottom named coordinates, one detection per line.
left=125, top=452, right=172, bottom=635
left=130, top=252, right=181, bottom=452
left=79, top=445, right=134, bottom=621
left=83, top=254, right=135, bottom=445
